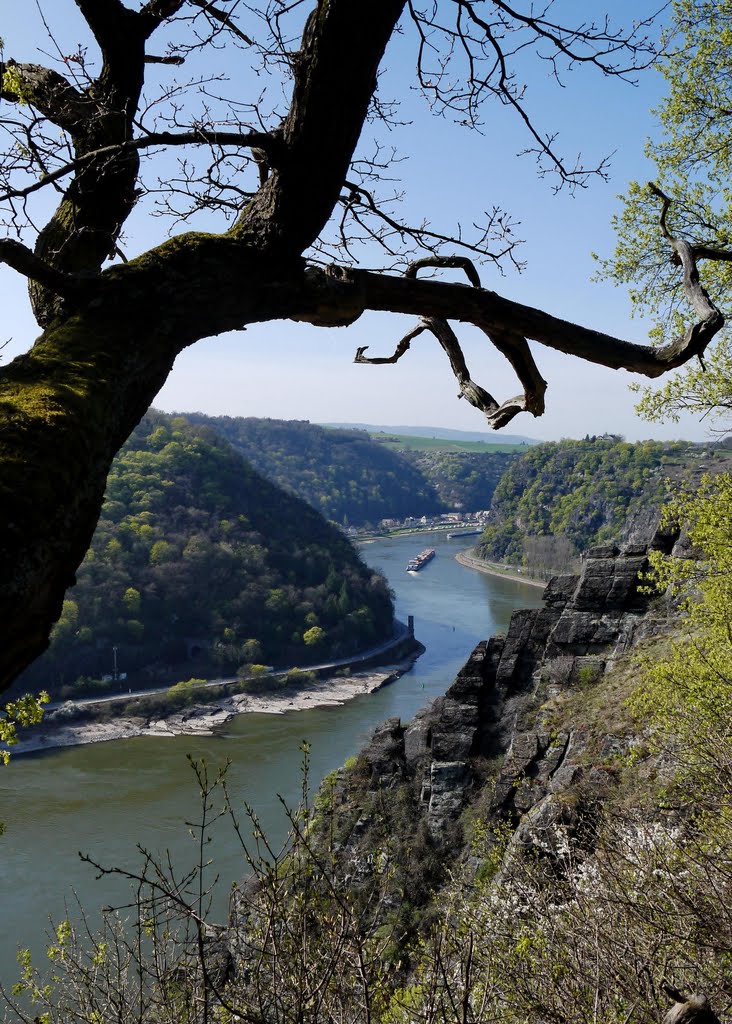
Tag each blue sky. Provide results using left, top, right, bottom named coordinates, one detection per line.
left=2, top=1, right=717, bottom=442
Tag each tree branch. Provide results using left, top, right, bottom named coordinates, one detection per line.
left=404, top=255, right=482, bottom=287
left=341, top=183, right=520, bottom=268
left=353, top=255, right=547, bottom=428
left=406, top=0, right=658, bottom=189
left=422, top=315, right=520, bottom=427
left=145, top=54, right=186, bottom=65
left=138, top=0, right=187, bottom=26
left=647, top=182, right=725, bottom=361
left=354, top=313, right=535, bottom=428
left=0, top=61, right=90, bottom=132
left=232, top=0, right=406, bottom=256
left=0, top=238, right=92, bottom=297
left=73, top=0, right=132, bottom=49
left=692, top=245, right=732, bottom=263
left=0, top=130, right=281, bottom=205
left=649, top=181, right=673, bottom=240
left=293, top=261, right=724, bottom=379
left=478, top=327, right=547, bottom=417
left=16, top=0, right=179, bottom=323
left=187, top=0, right=254, bottom=46
left=354, top=322, right=428, bottom=364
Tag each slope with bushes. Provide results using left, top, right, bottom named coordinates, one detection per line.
left=400, top=449, right=515, bottom=511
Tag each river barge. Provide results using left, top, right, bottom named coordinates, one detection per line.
left=446, top=528, right=483, bottom=539
left=406, top=548, right=436, bottom=572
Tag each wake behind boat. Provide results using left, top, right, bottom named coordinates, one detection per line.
left=406, top=548, right=436, bottom=572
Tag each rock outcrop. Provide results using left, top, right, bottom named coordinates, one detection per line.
left=317, top=523, right=678, bottom=901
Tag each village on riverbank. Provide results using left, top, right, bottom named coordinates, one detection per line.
left=349, top=509, right=492, bottom=540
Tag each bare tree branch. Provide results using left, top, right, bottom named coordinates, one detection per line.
left=648, top=182, right=725, bottom=361
left=353, top=255, right=546, bottom=428
left=344, top=258, right=724, bottom=378
left=145, top=53, right=186, bottom=64
left=693, top=245, right=732, bottom=263
left=187, top=0, right=255, bottom=46
left=422, top=315, right=520, bottom=427
left=405, top=255, right=483, bottom=287
left=354, top=321, right=429, bottom=364
left=0, top=129, right=281, bottom=205
left=0, top=61, right=90, bottom=131
left=0, top=237, right=92, bottom=295
left=340, top=183, right=522, bottom=269
left=406, top=0, right=660, bottom=189
left=479, top=327, right=547, bottom=416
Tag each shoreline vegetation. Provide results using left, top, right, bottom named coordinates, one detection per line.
left=455, top=548, right=547, bottom=590
left=9, top=653, right=422, bottom=758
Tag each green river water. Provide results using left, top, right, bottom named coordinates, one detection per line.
left=0, top=532, right=544, bottom=985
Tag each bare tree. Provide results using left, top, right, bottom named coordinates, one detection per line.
left=0, top=0, right=725, bottom=690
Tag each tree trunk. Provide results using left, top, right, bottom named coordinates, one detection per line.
left=0, top=236, right=287, bottom=688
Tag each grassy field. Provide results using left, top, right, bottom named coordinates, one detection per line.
left=369, top=432, right=526, bottom=454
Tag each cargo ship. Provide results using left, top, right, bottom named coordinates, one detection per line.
left=406, top=548, right=436, bottom=572
left=446, top=528, right=483, bottom=539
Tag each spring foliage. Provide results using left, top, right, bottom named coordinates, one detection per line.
left=0, top=692, right=48, bottom=765
left=478, top=437, right=673, bottom=566
left=599, top=0, right=732, bottom=424
left=630, top=473, right=732, bottom=794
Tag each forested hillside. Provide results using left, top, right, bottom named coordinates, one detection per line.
left=185, top=415, right=444, bottom=526
left=185, top=414, right=516, bottom=522
left=401, top=450, right=515, bottom=510
left=478, top=437, right=732, bottom=572
left=20, top=414, right=394, bottom=696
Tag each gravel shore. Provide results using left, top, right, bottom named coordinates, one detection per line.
left=9, top=661, right=415, bottom=757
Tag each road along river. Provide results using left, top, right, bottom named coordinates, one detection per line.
left=0, top=531, right=544, bottom=984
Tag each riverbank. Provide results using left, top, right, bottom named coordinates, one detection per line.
left=455, top=548, right=547, bottom=590
left=10, top=656, right=421, bottom=757
left=359, top=524, right=465, bottom=542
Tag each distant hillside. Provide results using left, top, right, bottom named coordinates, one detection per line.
left=322, top=423, right=538, bottom=445
left=366, top=432, right=521, bottom=454
left=401, top=450, right=516, bottom=510
left=478, top=437, right=732, bottom=575
left=20, top=414, right=394, bottom=696
left=184, top=414, right=444, bottom=526
left=183, top=415, right=521, bottom=522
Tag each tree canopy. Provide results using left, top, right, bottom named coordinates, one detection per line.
left=601, top=0, right=732, bottom=427
left=0, top=0, right=727, bottom=691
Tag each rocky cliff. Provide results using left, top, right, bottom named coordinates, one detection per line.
left=312, top=518, right=680, bottom=929
left=217, top=511, right=730, bottom=1024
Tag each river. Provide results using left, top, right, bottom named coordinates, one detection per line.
left=0, top=532, right=544, bottom=985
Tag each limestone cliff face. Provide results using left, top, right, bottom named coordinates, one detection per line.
left=316, top=521, right=679, bottom=915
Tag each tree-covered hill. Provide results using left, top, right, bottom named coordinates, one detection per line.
left=20, top=414, right=394, bottom=696
left=184, top=414, right=517, bottom=522
left=400, top=450, right=516, bottom=511
left=477, top=437, right=731, bottom=572
left=184, top=415, right=445, bottom=526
